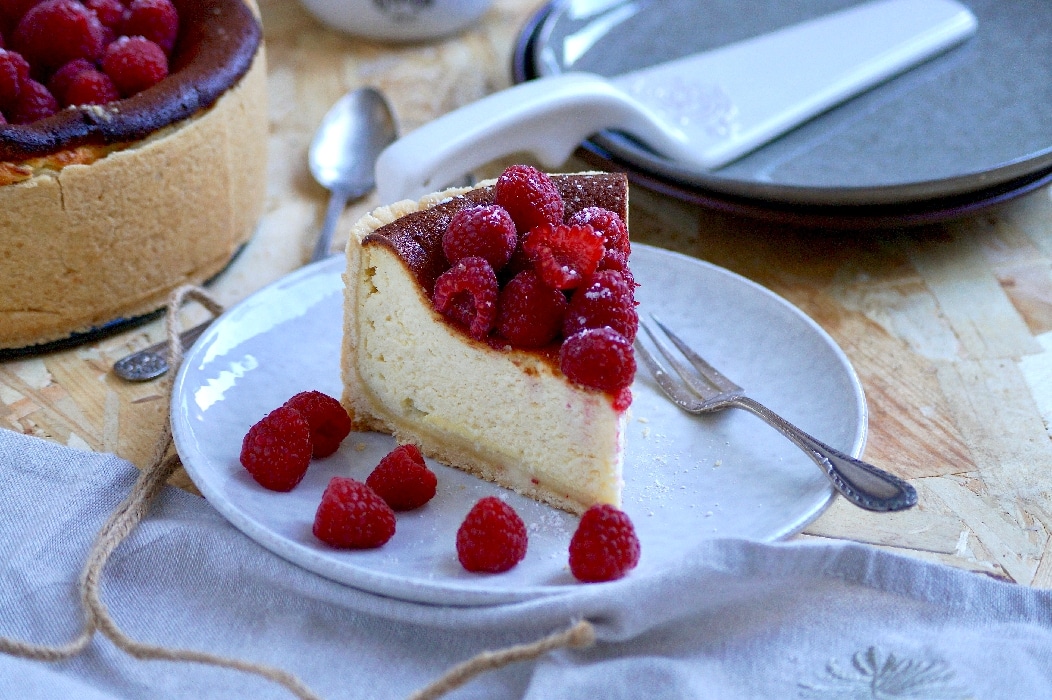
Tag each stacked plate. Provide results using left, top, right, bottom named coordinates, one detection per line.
left=513, top=0, right=1052, bottom=228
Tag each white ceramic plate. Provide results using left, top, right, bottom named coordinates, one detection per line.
left=172, top=244, right=865, bottom=606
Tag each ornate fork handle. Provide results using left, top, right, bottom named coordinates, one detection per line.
left=726, top=395, right=916, bottom=512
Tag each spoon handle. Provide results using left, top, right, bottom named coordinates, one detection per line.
left=312, top=188, right=350, bottom=263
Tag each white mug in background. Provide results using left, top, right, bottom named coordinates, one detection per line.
left=298, top=0, right=494, bottom=42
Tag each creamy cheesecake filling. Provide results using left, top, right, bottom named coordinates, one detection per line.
left=342, top=174, right=631, bottom=514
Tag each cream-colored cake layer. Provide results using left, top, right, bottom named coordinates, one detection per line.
left=342, top=185, right=625, bottom=514
left=0, top=44, right=268, bottom=350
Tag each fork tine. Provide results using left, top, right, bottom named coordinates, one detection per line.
left=648, top=315, right=742, bottom=395
left=639, top=319, right=717, bottom=400
left=633, top=337, right=706, bottom=409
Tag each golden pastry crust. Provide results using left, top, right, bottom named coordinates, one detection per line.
left=0, top=43, right=268, bottom=350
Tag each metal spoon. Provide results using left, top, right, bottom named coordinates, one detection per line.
left=112, top=87, right=398, bottom=381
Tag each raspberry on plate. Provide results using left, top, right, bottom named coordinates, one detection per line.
left=456, top=496, right=528, bottom=573
left=568, top=503, right=640, bottom=582
left=313, top=477, right=396, bottom=549
left=283, top=390, right=351, bottom=458
left=366, top=443, right=437, bottom=511
left=494, top=164, right=564, bottom=234
left=102, top=35, right=168, bottom=97
left=239, top=406, right=313, bottom=492
left=523, top=223, right=605, bottom=291
left=560, top=326, right=636, bottom=394
left=496, top=268, right=567, bottom=348
left=84, top=0, right=126, bottom=31
left=12, top=0, right=106, bottom=73
left=563, top=269, right=638, bottom=343
left=432, top=256, right=499, bottom=340
left=443, top=204, right=517, bottom=271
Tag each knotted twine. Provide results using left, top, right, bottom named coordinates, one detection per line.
left=0, top=284, right=596, bottom=699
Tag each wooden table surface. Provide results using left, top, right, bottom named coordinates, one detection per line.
left=4, top=0, right=1052, bottom=587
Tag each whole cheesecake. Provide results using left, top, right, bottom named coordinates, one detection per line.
left=0, top=0, right=267, bottom=350
left=342, top=169, right=635, bottom=514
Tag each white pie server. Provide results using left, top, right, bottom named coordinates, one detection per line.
left=375, top=0, right=977, bottom=204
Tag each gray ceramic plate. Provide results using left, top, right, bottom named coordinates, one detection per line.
left=529, top=0, right=1052, bottom=206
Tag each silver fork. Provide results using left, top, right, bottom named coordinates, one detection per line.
left=635, top=316, right=917, bottom=513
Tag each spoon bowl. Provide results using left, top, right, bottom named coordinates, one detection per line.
left=309, top=87, right=398, bottom=262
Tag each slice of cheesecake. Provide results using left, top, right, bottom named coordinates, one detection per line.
left=341, top=168, right=635, bottom=514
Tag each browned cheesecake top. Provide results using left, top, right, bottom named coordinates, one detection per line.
left=363, top=173, right=630, bottom=293
left=0, top=0, right=261, bottom=161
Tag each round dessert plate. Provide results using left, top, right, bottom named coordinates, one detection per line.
left=522, top=0, right=1052, bottom=209
left=172, top=245, right=864, bottom=606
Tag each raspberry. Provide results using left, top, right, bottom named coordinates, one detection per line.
left=456, top=496, right=528, bottom=573
left=239, top=406, right=313, bottom=492
left=522, top=223, right=605, bottom=291
left=312, top=477, right=396, bottom=549
left=496, top=269, right=567, bottom=348
left=494, top=164, right=564, bottom=234
left=568, top=504, right=640, bottom=582
left=560, top=327, right=635, bottom=394
left=443, top=205, right=517, bottom=271
left=122, top=0, right=178, bottom=54
left=102, top=34, right=167, bottom=97
left=62, top=67, right=118, bottom=106
left=8, top=77, right=55, bottom=123
left=0, top=0, right=45, bottom=33
left=366, top=444, right=437, bottom=511
left=283, top=390, right=351, bottom=458
left=84, top=0, right=125, bottom=30
left=12, top=0, right=106, bottom=74
left=563, top=269, right=638, bottom=343
left=432, top=256, right=498, bottom=340
left=567, top=207, right=629, bottom=255
left=0, top=48, right=30, bottom=109
left=46, top=57, right=92, bottom=104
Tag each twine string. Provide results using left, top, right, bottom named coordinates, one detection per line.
left=0, top=284, right=596, bottom=699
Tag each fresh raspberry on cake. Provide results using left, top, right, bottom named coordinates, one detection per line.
left=239, top=406, right=313, bottom=492
left=283, top=390, right=352, bottom=458
left=313, top=477, right=396, bottom=549
left=84, top=0, right=126, bottom=31
left=432, top=256, right=499, bottom=340
left=0, top=48, right=29, bottom=108
left=567, top=207, right=630, bottom=255
left=456, top=496, right=528, bottom=573
left=46, top=57, right=92, bottom=104
left=523, top=223, right=605, bottom=290
left=12, top=0, right=106, bottom=73
left=563, top=269, right=639, bottom=342
left=443, top=204, right=517, bottom=271
left=8, top=77, right=55, bottom=123
left=62, top=67, right=118, bottom=106
left=560, top=326, right=636, bottom=394
left=496, top=268, right=568, bottom=348
left=122, top=0, right=179, bottom=55
left=494, top=164, right=564, bottom=233
left=568, top=504, right=640, bottom=582
left=102, top=34, right=168, bottom=97
left=366, top=443, right=437, bottom=511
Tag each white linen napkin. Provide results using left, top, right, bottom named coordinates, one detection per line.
left=2, top=427, right=1051, bottom=699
